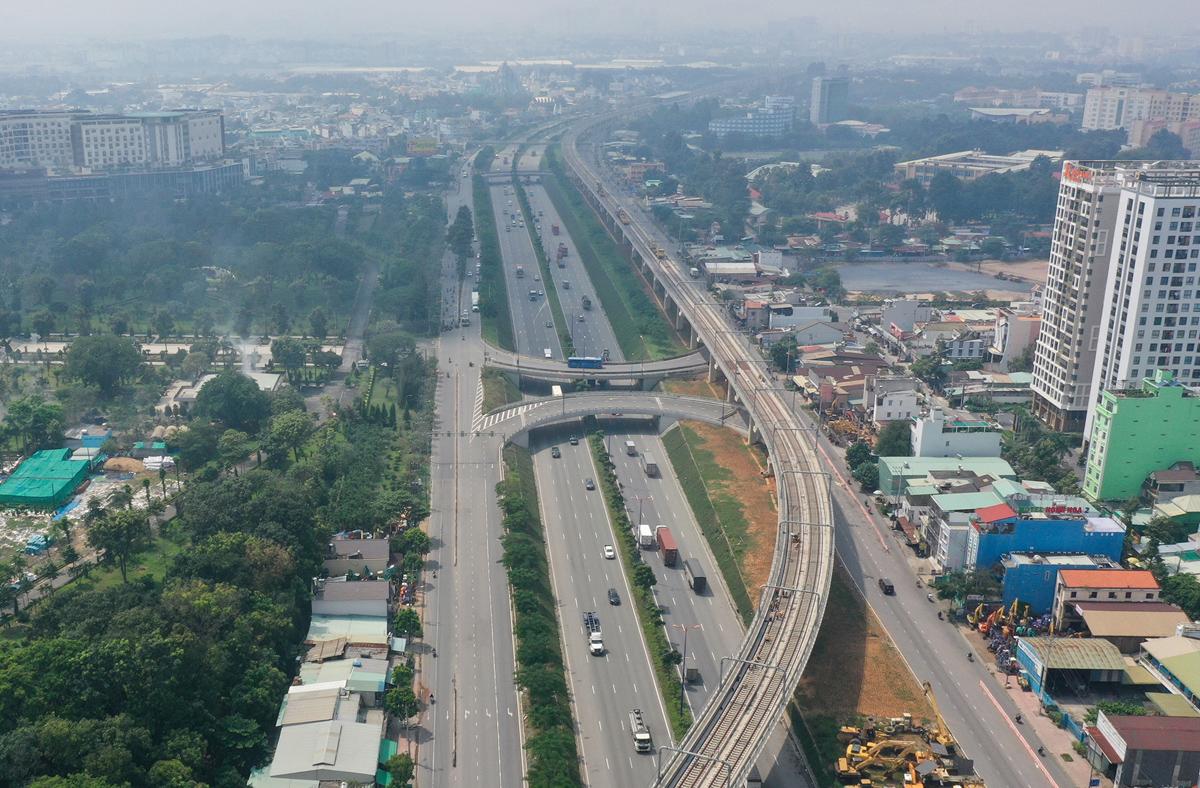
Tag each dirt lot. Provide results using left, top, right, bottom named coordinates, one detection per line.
left=797, top=563, right=932, bottom=723
left=679, top=421, right=777, bottom=597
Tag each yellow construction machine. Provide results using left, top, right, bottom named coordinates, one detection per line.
left=921, top=682, right=957, bottom=749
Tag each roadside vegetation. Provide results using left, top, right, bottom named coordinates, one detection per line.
left=472, top=164, right=515, bottom=351
left=513, top=178, right=573, bottom=357
left=661, top=424, right=757, bottom=623
left=497, top=444, right=581, bottom=788
left=0, top=352, right=436, bottom=788
left=544, top=146, right=688, bottom=360
left=584, top=422, right=691, bottom=738
left=481, top=367, right=523, bottom=413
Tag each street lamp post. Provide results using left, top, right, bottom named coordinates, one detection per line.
left=630, top=495, right=652, bottom=525
left=673, top=623, right=702, bottom=717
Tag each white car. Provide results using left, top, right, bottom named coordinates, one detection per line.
left=603, top=545, right=616, bottom=559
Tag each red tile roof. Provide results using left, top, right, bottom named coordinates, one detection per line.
left=1058, top=569, right=1159, bottom=590
left=976, top=503, right=1017, bottom=523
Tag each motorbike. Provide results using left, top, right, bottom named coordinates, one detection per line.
left=432, top=649, right=437, bottom=658
left=469, top=361, right=474, bottom=367
left=1015, top=714, right=1023, bottom=724
left=429, top=694, right=435, bottom=704
left=927, top=593, right=934, bottom=603
left=916, top=579, right=922, bottom=588
left=967, top=652, right=974, bottom=662
left=1037, top=747, right=1044, bottom=756
left=937, top=611, right=943, bottom=620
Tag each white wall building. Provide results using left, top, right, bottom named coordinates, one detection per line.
left=1031, top=161, right=1124, bottom=432
left=72, top=115, right=148, bottom=169
left=911, top=408, right=1002, bottom=458
left=1082, top=87, right=1200, bottom=131
left=0, top=111, right=75, bottom=169
left=882, top=299, right=931, bottom=334
left=1087, top=163, right=1200, bottom=432
left=866, top=375, right=921, bottom=426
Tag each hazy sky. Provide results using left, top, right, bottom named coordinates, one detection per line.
left=6, top=0, right=1199, bottom=44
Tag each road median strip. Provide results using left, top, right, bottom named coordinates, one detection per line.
left=584, top=420, right=692, bottom=738
left=498, top=443, right=582, bottom=788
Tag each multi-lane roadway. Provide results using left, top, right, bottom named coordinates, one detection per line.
left=560, top=113, right=1076, bottom=788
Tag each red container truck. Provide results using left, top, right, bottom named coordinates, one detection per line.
left=656, top=526, right=678, bottom=567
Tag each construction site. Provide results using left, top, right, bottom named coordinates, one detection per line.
left=834, top=683, right=985, bottom=787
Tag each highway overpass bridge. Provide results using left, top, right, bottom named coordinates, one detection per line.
left=483, top=348, right=710, bottom=389
left=468, top=390, right=749, bottom=444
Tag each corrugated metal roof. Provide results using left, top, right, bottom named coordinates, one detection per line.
left=1072, top=602, right=1190, bottom=638
left=930, top=491, right=1004, bottom=512
left=1020, top=637, right=1127, bottom=671
left=1146, top=692, right=1200, bottom=717
left=1144, top=635, right=1200, bottom=661
left=1161, top=652, right=1200, bottom=697
left=1103, top=714, right=1200, bottom=752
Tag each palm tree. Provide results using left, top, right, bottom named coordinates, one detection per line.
left=158, top=467, right=167, bottom=496
left=141, top=478, right=152, bottom=505
left=109, top=484, right=134, bottom=511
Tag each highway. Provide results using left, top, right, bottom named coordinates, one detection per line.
left=531, top=423, right=669, bottom=788
left=561, top=113, right=1073, bottom=788
left=492, top=139, right=807, bottom=784
left=419, top=155, right=525, bottom=788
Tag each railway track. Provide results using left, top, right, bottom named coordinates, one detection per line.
left=559, top=113, right=836, bottom=788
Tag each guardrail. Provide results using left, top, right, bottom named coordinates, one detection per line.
left=560, top=113, right=836, bottom=788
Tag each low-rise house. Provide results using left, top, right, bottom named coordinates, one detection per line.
left=1143, top=462, right=1200, bottom=506
left=865, top=375, right=921, bottom=427
left=911, top=408, right=1002, bottom=458
left=324, top=536, right=390, bottom=577
left=312, top=579, right=391, bottom=618
left=1053, top=569, right=1161, bottom=631
left=1088, top=712, right=1200, bottom=787
left=1015, top=636, right=1127, bottom=701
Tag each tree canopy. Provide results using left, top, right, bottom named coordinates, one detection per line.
left=193, top=371, right=272, bottom=435
left=64, top=335, right=145, bottom=395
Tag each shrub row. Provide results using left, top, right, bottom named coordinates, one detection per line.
left=497, top=444, right=582, bottom=788
left=473, top=173, right=516, bottom=351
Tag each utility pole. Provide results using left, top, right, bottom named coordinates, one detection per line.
left=673, top=623, right=702, bottom=716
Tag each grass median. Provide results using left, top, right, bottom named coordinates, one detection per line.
left=543, top=146, right=688, bottom=361
left=472, top=172, right=515, bottom=351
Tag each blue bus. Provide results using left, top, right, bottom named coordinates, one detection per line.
left=567, top=356, right=605, bottom=369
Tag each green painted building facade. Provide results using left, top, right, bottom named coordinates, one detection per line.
left=1084, top=370, right=1200, bottom=501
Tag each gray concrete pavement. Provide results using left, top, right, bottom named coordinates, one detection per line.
left=418, top=155, right=524, bottom=788
left=532, top=423, right=668, bottom=788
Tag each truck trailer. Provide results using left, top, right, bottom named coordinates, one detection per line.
left=628, top=710, right=652, bottom=753
left=583, top=612, right=604, bottom=655
left=656, top=526, right=678, bottom=566
left=684, top=558, right=707, bottom=593
left=642, top=452, right=658, bottom=476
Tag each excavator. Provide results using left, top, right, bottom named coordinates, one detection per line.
left=921, top=681, right=957, bottom=750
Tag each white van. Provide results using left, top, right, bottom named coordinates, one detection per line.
left=543, top=348, right=553, bottom=359
left=625, top=440, right=637, bottom=456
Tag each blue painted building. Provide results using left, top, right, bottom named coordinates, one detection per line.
left=968, top=513, right=1125, bottom=572
left=1000, top=553, right=1124, bottom=614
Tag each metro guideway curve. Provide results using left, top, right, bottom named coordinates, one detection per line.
left=559, top=113, right=836, bottom=788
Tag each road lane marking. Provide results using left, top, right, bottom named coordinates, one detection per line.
left=977, top=679, right=1059, bottom=786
